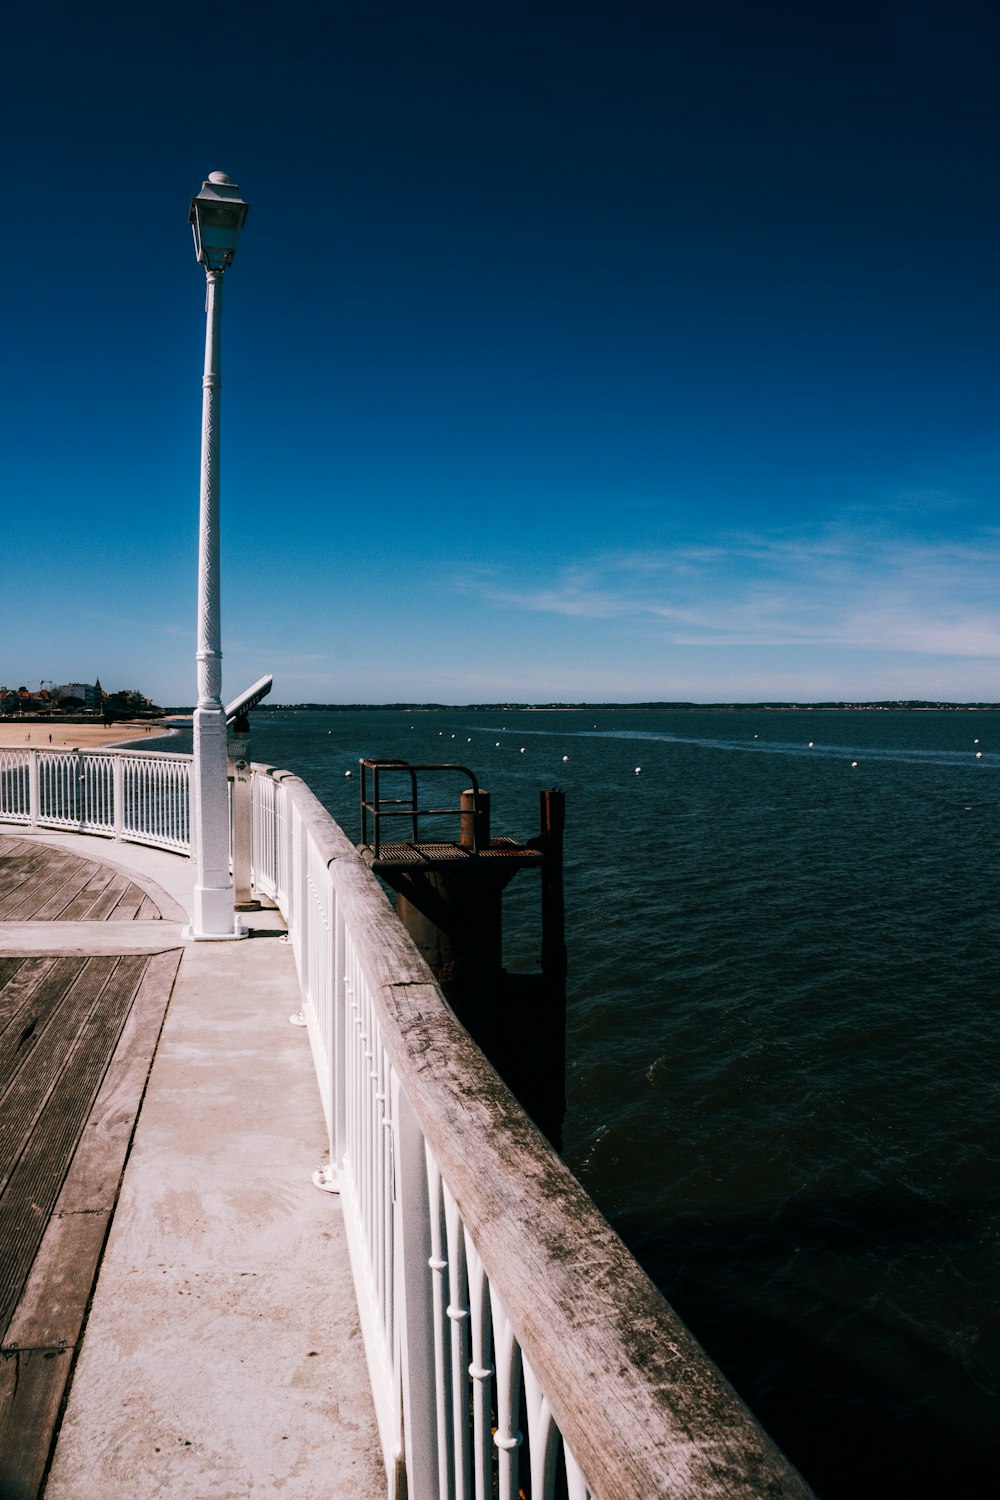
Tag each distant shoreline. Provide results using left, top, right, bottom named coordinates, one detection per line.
left=159, top=700, right=1000, bottom=715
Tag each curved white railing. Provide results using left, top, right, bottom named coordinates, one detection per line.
left=0, top=746, right=811, bottom=1498
left=0, top=746, right=190, bottom=852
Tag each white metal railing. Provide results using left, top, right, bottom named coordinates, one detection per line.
left=0, top=747, right=810, bottom=1497
left=0, top=747, right=190, bottom=853
left=250, top=765, right=813, bottom=1500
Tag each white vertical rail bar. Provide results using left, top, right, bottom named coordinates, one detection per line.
left=28, top=751, right=39, bottom=827
left=379, top=1024, right=394, bottom=1355
left=425, top=1149, right=455, bottom=1500
left=443, top=1182, right=472, bottom=1500
left=333, top=896, right=348, bottom=1170
left=491, top=1289, right=523, bottom=1500
left=0, top=753, right=31, bottom=823
left=464, top=1235, right=494, bottom=1500
left=523, top=1355, right=559, bottom=1500
left=564, top=1446, right=592, bottom=1500
left=392, top=1079, right=439, bottom=1500
left=346, top=944, right=360, bottom=1184
left=75, top=752, right=86, bottom=829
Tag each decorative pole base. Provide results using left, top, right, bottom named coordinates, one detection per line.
left=183, top=920, right=247, bottom=942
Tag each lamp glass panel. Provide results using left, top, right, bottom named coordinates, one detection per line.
left=193, top=200, right=245, bottom=259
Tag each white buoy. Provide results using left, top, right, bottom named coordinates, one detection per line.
left=495, top=741, right=500, bottom=747
left=345, top=770, right=352, bottom=777
left=976, top=751, right=983, bottom=759
left=974, top=738, right=980, bottom=744
left=851, top=761, right=858, bottom=768
left=562, top=755, right=569, bottom=762
left=634, top=766, right=641, bottom=775
left=808, top=741, right=814, bottom=748
left=520, top=747, right=525, bottom=753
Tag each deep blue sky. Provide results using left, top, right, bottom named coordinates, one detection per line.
left=3, top=1, right=999, bottom=704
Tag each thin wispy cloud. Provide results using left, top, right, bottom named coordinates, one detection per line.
left=474, top=525, right=1000, bottom=661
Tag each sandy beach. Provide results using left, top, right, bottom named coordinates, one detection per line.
left=0, top=722, right=178, bottom=750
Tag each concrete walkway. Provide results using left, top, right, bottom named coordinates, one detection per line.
left=0, top=829, right=383, bottom=1499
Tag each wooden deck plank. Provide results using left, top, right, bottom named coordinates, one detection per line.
left=0, top=838, right=164, bottom=924
left=0, top=1346, right=71, bottom=1500
left=0, top=846, right=80, bottom=916
left=57, top=868, right=119, bottom=921
left=0, top=957, right=28, bottom=991
left=0, top=858, right=93, bottom=922
left=55, top=950, right=181, bottom=1215
left=26, top=865, right=112, bottom=924
left=0, top=838, right=182, bottom=1496
left=77, top=876, right=131, bottom=922
left=0, top=848, right=41, bottom=905
left=0, top=963, right=65, bottom=1075
left=0, top=938, right=180, bottom=1500
left=0, top=955, right=149, bottom=1334
left=0, top=838, right=80, bottom=885
left=0, top=841, right=70, bottom=896
left=0, top=958, right=84, bottom=1084
left=0, top=959, right=60, bottom=1036
left=38, top=864, right=116, bottom=922
left=4, top=1210, right=111, bottom=1349
left=104, top=882, right=147, bottom=920
left=0, top=959, right=112, bottom=1201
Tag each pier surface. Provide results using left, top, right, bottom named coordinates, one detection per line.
left=0, top=829, right=382, bottom=1499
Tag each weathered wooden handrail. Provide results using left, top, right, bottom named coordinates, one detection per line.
left=251, top=764, right=813, bottom=1500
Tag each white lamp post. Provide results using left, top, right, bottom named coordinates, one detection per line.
left=186, top=171, right=249, bottom=940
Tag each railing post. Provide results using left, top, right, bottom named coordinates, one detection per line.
left=112, top=753, right=125, bottom=841
left=391, top=1076, right=439, bottom=1500
left=333, top=896, right=348, bottom=1172
left=227, top=728, right=256, bottom=908
left=75, top=749, right=86, bottom=831
left=28, top=750, right=39, bottom=828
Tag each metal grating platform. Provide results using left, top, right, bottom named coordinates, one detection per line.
left=360, top=837, right=544, bottom=873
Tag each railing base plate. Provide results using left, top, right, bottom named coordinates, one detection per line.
left=312, top=1163, right=340, bottom=1194
left=181, top=920, right=248, bottom=942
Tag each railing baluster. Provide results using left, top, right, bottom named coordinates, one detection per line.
left=491, top=1292, right=523, bottom=1500
left=443, top=1181, right=472, bottom=1500
left=464, top=1235, right=494, bottom=1500
left=425, top=1149, right=454, bottom=1500
left=523, top=1355, right=559, bottom=1500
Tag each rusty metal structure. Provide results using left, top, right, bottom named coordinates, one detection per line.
left=358, top=759, right=567, bottom=1146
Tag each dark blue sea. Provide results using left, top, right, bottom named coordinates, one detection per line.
left=174, top=707, right=999, bottom=1496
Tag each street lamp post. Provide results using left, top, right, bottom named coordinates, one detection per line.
left=186, top=171, right=249, bottom=940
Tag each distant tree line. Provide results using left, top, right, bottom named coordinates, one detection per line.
left=0, top=680, right=163, bottom=719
